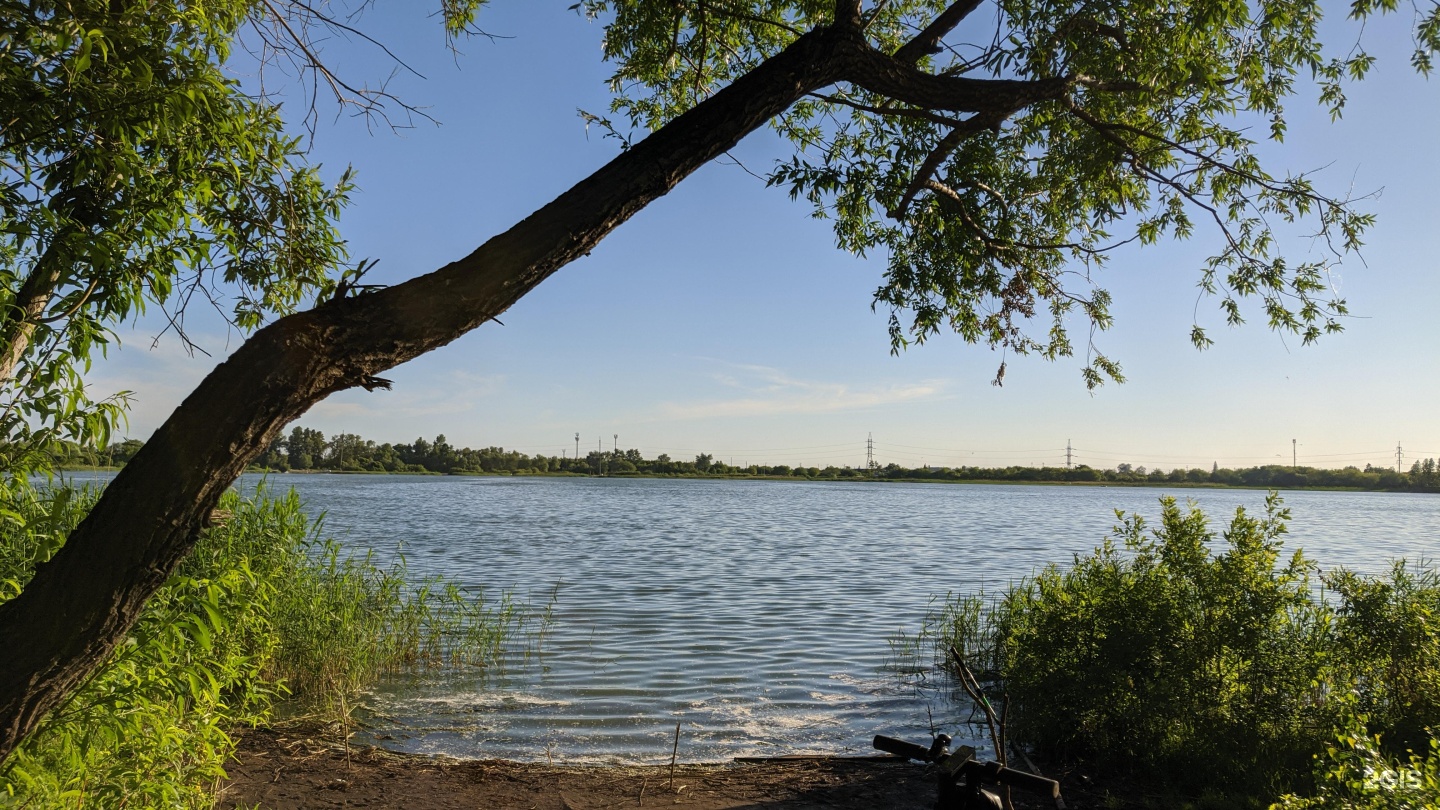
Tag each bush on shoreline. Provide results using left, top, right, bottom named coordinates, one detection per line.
left=0, top=483, right=532, bottom=808
left=908, top=494, right=1440, bottom=806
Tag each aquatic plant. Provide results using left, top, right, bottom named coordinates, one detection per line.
left=0, top=483, right=533, bottom=808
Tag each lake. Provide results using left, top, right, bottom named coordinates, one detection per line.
left=211, top=475, right=1436, bottom=764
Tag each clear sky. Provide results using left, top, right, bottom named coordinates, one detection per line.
left=88, top=2, right=1440, bottom=472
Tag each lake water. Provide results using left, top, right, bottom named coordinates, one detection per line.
left=219, top=475, right=1435, bottom=764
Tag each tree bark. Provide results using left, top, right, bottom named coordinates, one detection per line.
left=0, top=209, right=102, bottom=386
left=0, top=277, right=55, bottom=386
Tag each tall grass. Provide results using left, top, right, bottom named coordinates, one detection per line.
left=0, top=482, right=539, bottom=809
left=208, top=491, right=534, bottom=724
left=902, top=494, right=1440, bottom=805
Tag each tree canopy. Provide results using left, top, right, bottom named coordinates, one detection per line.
left=0, top=0, right=359, bottom=475
left=589, top=0, right=1429, bottom=385
left=1, top=0, right=1436, bottom=766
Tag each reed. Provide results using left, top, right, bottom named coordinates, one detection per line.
left=0, top=482, right=538, bottom=808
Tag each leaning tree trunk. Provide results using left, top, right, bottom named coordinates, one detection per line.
left=0, top=24, right=851, bottom=765
left=0, top=0, right=1064, bottom=761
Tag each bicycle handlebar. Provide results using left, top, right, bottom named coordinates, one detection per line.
left=872, top=734, right=933, bottom=761
left=977, top=759, right=1063, bottom=800
left=872, top=733, right=1065, bottom=809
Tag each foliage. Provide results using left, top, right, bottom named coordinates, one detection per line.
left=584, top=0, right=1436, bottom=386
left=0, top=482, right=531, bottom=807
left=1272, top=703, right=1440, bottom=810
left=1326, top=561, right=1440, bottom=755
left=0, top=484, right=278, bottom=808
left=1407, top=459, right=1440, bottom=491
left=0, top=0, right=355, bottom=478
left=998, top=495, right=1328, bottom=792
left=909, top=495, right=1440, bottom=802
left=3, top=0, right=1439, bottom=784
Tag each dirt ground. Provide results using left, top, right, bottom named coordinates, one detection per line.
left=218, top=727, right=1096, bottom=810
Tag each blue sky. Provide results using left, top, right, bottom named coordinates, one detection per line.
left=90, top=2, right=1440, bottom=471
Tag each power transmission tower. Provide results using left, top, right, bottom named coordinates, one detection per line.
left=866, top=433, right=875, bottom=473
left=575, top=432, right=580, bottom=460
left=1066, top=439, right=1072, bottom=469
left=1292, top=439, right=1297, bottom=470
left=1397, top=442, right=1404, bottom=473
left=613, top=434, right=618, bottom=453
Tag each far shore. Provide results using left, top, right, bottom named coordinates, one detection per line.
left=54, top=465, right=1431, bottom=495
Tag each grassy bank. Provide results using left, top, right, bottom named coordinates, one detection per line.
left=0, top=483, right=539, bottom=808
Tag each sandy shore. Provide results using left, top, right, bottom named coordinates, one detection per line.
left=217, top=726, right=1093, bottom=809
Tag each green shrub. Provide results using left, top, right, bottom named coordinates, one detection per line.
left=1272, top=703, right=1440, bottom=810
left=910, top=494, right=1440, bottom=803
left=0, top=482, right=532, bottom=808
left=1326, top=562, right=1440, bottom=756
left=994, top=495, right=1331, bottom=792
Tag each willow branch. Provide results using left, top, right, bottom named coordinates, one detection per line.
left=699, top=1, right=804, bottom=37
left=889, top=115, right=999, bottom=218
left=807, top=91, right=967, bottom=127
left=1065, top=98, right=1339, bottom=206
left=33, top=276, right=100, bottom=325
left=894, top=0, right=987, bottom=63
left=838, top=38, right=1070, bottom=113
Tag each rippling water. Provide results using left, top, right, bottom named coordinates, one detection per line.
left=213, top=474, right=1439, bottom=764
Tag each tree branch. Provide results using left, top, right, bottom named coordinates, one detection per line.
left=838, top=37, right=1070, bottom=113
left=807, top=91, right=967, bottom=127
left=925, top=179, right=1052, bottom=248
left=1063, top=98, right=1333, bottom=204
left=698, top=1, right=804, bottom=37
left=0, top=193, right=107, bottom=385
left=894, top=0, right=987, bottom=64
left=32, top=276, right=100, bottom=325
left=924, top=179, right=1139, bottom=256
left=1072, top=75, right=1148, bottom=93
left=888, top=115, right=1001, bottom=219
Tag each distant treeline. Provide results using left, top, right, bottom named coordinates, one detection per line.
left=56, top=430, right=1440, bottom=492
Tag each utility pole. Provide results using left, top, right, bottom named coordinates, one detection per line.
left=575, top=432, right=580, bottom=460
left=613, top=434, right=618, bottom=453
left=1066, top=439, right=1073, bottom=469
left=866, top=433, right=875, bottom=472
left=1397, top=442, right=1404, bottom=473
left=1292, top=439, right=1297, bottom=470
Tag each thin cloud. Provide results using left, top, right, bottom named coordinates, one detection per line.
left=656, top=361, right=946, bottom=420
left=312, top=370, right=506, bottom=422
